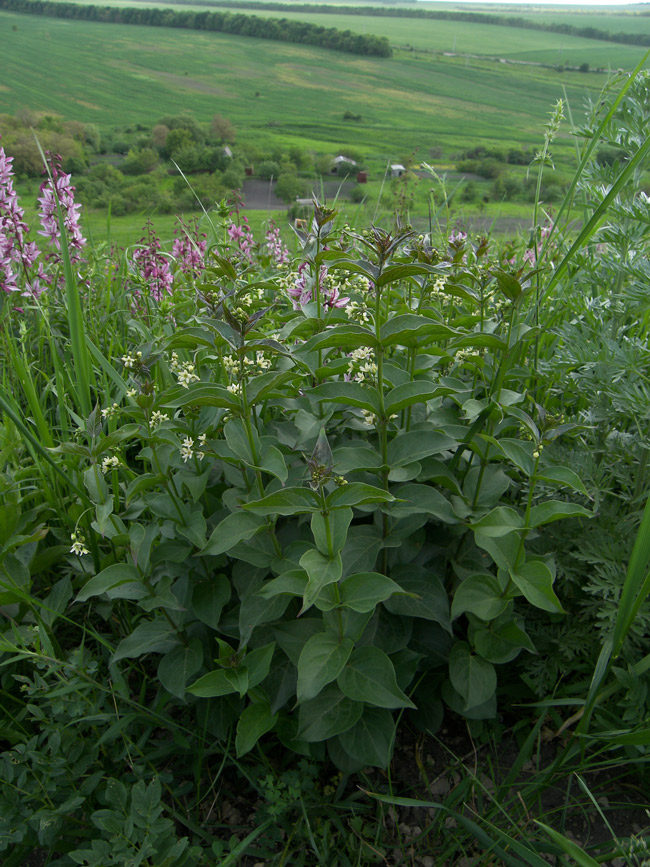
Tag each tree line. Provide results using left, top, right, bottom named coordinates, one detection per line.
left=0, top=0, right=392, bottom=56
left=134, top=0, right=650, bottom=51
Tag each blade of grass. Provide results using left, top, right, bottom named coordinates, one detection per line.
left=544, top=51, right=650, bottom=249
left=542, top=132, right=650, bottom=303
left=535, top=821, right=601, bottom=867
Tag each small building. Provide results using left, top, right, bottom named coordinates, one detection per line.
left=331, top=155, right=357, bottom=175
left=223, top=146, right=233, bottom=159
left=357, top=171, right=368, bottom=184
left=390, top=164, right=406, bottom=178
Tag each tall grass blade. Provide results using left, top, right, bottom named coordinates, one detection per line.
left=0, top=389, right=87, bottom=501
left=542, top=132, right=650, bottom=302
left=545, top=49, right=650, bottom=248
left=535, top=821, right=601, bottom=867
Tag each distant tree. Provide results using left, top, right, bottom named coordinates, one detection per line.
left=152, top=124, right=170, bottom=153
left=275, top=172, right=307, bottom=203
left=211, top=114, right=236, bottom=143
left=122, top=147, right=159, bottom=175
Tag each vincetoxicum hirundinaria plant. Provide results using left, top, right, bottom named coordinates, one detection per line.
left=44, top=204, right=593, bottom=774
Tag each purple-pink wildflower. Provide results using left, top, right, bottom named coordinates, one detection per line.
left=0, top=142, right=41, bottom=295
left=227, top=215, right=254, bottom=261
left=37, top=154, right=85, bottom=262
left=265, top=221, right=289, bottom=267
left=449, top=230, right=467, bottom=246
left=132, top=221, right=173, bottom=301
left=172, top=218, right=207, bottom=281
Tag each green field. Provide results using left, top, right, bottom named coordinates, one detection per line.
left=1, top=10, right=624, bottom=158
left=34, top=0, right=650, bottom=66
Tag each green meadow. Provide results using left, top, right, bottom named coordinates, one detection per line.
left=23, top=0, right=650, bottom=66
left=0, top=9, right=624, bottom=160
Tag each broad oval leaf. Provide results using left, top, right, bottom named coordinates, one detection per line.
left=297, top=632, right=354, bottom=704
left=338, top=646, right=416, bottom=709
left=448, top=641, right=497, bottom=711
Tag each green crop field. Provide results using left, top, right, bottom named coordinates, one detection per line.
left=34, top=0, right=650, bottom=67
left=1, top=9, right=629, bottom=159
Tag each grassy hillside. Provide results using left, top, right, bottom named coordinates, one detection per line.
left=27, top=0, right=650, bottom=66
left=0, top=9, right=615, bottom=159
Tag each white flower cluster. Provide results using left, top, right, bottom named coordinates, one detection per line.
left=345, top=300, right=372, bottom=325
left=180, top=436, right=194, bottom=462
left=454, top=349, right=480, bottom=366
left=348, top=347, right=378, bottom=383
left=429, top=276, right=447, bottom=299
left=101, top=403, right=120, bottom=419
left=239, top=286, right=265, bottom=307
left=121, top=351, right=143, bottom=369
left=101, top=454, right=120, bottom=474
left=70, top=532, right=89, bottom=556
left=150, top=410, right=169, bottom=428
left=176, top=362, right=200, bottom=389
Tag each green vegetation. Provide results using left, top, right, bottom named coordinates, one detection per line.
left=1, top=64, right=650, bottom=865
left=0, top=0, right=392, bottom=55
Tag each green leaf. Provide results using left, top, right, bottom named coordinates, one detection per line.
left=451, top=574, right=509, bottom=621
left=297, top=632, right=354, bottom=704
left=384, top=569, right=451, bottom=632
left=76, top=564, right=145, bottom=603
left=448, top=641, right=496, bottom=711
left=256, top=571, right=307, bottom=599
left=236, top=701, right=278, bottom=757
left=536, top=466, right=589, bottom=497
left=338, top=646, right=415, bottom=709
left=384, top=381, right=453, bottom=415
left=471, top=506, right=523, bottom=537
left=298, top=684, right=364, bottom=742
left=326, top=483, right=394, bottom=509
left=310, top=381, right=381, bottom=414
left=112, top=619, right=178, bottom=662
left=191, top=576, right=231, bottom=629
left=472, top=615, right=535, bottom=664
left=273, top=619, right=324, bottom=666
left=528, top=500, right=592, bottom=528
left=491, top=437, right=535, bottom=477
left=338, top=571, right=408, bottom=613
left=387, top=431, right=457, bottom=466
left=187, top=668, right=238, bottom=698
left=474, top=531, right=520, bottom=572
left=224, top=418, right=259, bottom=464
left=296, top=326, right=378, bottom=355
left=510, top=561, right=564, bottom=613
left=162, top=383, right=237, bottom=409
left=300, top=549, right=343, bottom=613
left=536, top=822, right=601, bottom=867
left=341, top=526, right=382, bottom=576
left=247, top=370, right=296, bottom=404
left=332, top=445, right=382, bottom=474
left=258, top=445, right=288, bottom=483
left=246, top=642, right=276, bottom=689
left=311, top=508, right=353, bottom=556
left=376, top=263, right=438, bottom=288
left=157, top=639, right=203, bottom=699
left=200, top=511, right=266, bottom=556
left=380, top=315, right=456, bottom=348
left=389, top=484, right=458, bottom=523
left=242, top=487, right=319, bottom=516
left=336, top=707, right=395, bottom=769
